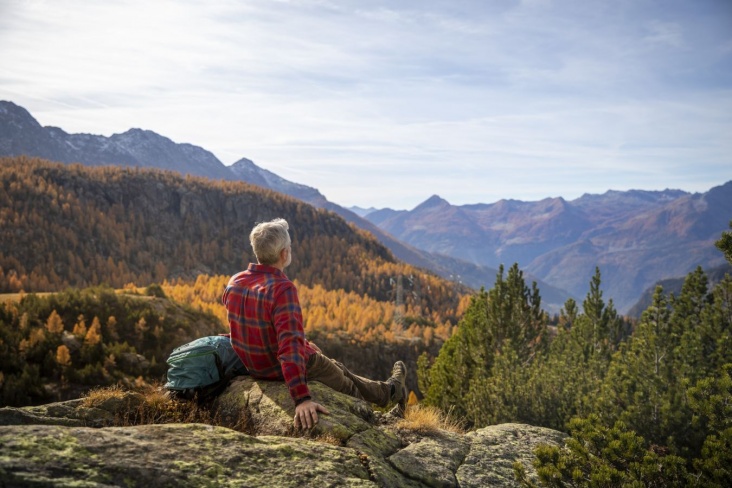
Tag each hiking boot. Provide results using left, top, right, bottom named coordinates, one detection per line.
left=387, top=361, right=407, bottom=404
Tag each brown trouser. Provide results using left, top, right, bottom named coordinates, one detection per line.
left=306, top=352, right=391, bottom=407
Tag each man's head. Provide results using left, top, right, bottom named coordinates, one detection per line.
left=250, top=218, right=292, bottom=268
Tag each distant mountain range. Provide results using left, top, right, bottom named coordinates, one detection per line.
left=359, top=186, right=731, bottom=312
left=2, top=100, right=729, bottom=313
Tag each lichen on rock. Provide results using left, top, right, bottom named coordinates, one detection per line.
left=0, top=379, right=566, bottom=487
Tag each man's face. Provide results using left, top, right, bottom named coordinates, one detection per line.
left=284, top=244, right=292, bottom=268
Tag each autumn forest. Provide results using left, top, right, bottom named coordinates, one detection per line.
left=2, top=156, right=732, bottom=486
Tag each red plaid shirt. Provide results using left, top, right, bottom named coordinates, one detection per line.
left=222, top=263, right=316, bottom=403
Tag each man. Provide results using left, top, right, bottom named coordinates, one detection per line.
left=223, top=218, right=407, bottom=430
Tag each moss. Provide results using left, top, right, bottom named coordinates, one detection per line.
left=4, top=430, right=94, bottom=463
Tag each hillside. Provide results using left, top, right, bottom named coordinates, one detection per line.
left=365, top=186, right=732, bottom=312
left=0, top=100, right=521, bottom=302
left=626, top=262, right=732, bottom=318
left=0, top=156, right=465, bottom=311
left=0, top=286, right=225, bottom=406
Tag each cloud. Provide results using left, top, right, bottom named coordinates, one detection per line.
left=0, top=0, right=730, bottom=209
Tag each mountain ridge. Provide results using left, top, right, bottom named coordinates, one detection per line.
left=364, top=184, right=730, bottom=312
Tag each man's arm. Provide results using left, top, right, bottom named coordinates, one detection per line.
left=272, top=283, right=312, bottom=402
left=273, top=283, right=330, bottom=428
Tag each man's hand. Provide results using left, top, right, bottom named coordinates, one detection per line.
left=294, top=400, right=330, bottom=429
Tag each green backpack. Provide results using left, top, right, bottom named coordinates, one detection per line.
left=164, top=335, right=248, bottom=403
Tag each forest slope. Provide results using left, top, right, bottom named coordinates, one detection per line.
left=0, top=156, right=465, bottom=319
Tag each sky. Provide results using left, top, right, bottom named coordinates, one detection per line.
left=1, top=0, right=731, bottom=210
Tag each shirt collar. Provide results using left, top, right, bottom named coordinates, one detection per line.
left=248, top=263, right=287, bottom=278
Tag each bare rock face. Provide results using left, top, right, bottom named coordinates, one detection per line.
left=0, top=378, right=565, bottom=487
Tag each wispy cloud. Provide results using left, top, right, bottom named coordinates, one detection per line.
left=0, top=0, right=730, bottom=208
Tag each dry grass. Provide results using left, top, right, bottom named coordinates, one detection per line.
left=396, top=404, right=466, bottom=435
left=0, top=292, right=53, bottom=303
left=80, top=385, right=235, bottom=431
left=81, top=384, right=127, bottom=407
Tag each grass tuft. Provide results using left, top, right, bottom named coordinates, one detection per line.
left=396, top=404, right=466, bottom=435
left=81, top=384, right=127, bottom=408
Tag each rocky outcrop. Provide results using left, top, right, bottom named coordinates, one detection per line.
left=0, top=377, right=565, bottom=487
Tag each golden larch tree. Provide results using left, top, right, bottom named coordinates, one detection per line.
left=56, top=344, right=71, bottom=367
left=84, top=316, right=102, bottom=346
left=72, top=314, right=87, bottom=337
left=45, top=310, right=64, bottom=334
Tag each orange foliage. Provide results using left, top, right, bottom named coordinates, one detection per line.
left=161, top=274, right=464, bottom=344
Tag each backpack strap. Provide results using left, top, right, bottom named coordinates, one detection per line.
left=194, top=353, right=242, bottom=405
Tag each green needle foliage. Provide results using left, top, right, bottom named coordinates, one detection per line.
left=423, top=227, right=732, bottom=485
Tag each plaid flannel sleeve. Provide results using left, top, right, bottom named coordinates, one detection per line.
left=273, top=283, right=311, bottom=403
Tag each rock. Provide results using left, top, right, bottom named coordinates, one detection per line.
left=61, top=330, right=81, bottom=353
left=0, top=379, right=566, bottom=487
left=0, top=424, right=373, bottom=488
left=118, top=352, right=150, bottom=374
left=0, top=391, right=145, bottom=428
left=457, top=424, right=568, bottom=487
left=388, top=431, right=470, bottom=487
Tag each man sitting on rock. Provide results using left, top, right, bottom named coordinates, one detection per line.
left=222, top=217, right=408, bottom=430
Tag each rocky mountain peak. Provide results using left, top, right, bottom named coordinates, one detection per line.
left=414, top=194, right=450, bottom=212
left=229, top=156, right=327, bottom=205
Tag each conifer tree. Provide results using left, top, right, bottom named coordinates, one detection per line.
left=516, top=414, right=689, bottom=487
left=596, top=286, right=686, bottom=448
left=72, top=315, right=87, bottom=337
left=673, top=267, right=710, bottom=382
left=716, top=220, right=732, bottom=264
left=688, top=364, right=732, bottom=487
left=422, top=290, right=488, bottom=418
left=45, top=310, right=64, bottom=334
left=56, top=345, right=71, bottom=367
left=423, top=264, right=547, bottom=426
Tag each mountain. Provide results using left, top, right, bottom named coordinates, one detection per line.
left=229, top=157, right=328, bottom=206
left=226, top=155, right=535, bottom=303
left=0, top=101, right=530, bottom=307
left=626, top=263, right=732, bottom=318
left=0, top=101, right=233, bottom=180
left=365, top=186, right=731, bottom=313
left=348, top=205, right=379, bottom=217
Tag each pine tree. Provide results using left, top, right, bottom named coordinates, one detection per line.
left=423, top=290, right=488, bottom=419
left=716, top=220, right=732, bottom=264
left=596, top=286, right=683, bottom=447
left=674, top=267, right=711, bottom=382
left=688, top=364, right=732, bottom=487
left=423, top=264, right=547, bottom=426
left=516, top=414, right=689, bottom=487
